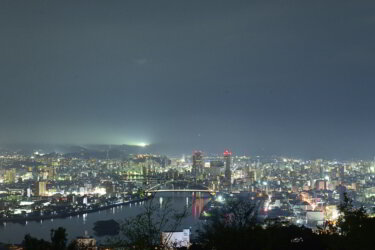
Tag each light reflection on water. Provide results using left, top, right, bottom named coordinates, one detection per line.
left=159, top=197, right=163, bottom=208
left=0, top=192, right=211, bottom=244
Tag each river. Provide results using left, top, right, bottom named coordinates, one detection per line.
left=0, top=192, right=211, bottom=244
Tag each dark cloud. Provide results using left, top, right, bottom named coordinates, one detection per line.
left=1, top=0, right=375, bottom=159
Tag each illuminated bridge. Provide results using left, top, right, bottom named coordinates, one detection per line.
left=145, top=180, right=215, bottom=194
left=146, top=189, right=213, bottom=193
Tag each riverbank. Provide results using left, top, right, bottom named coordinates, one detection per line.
left=0, top=192, right=209, bottom=244
left=0, top=196, right=151, bottom=224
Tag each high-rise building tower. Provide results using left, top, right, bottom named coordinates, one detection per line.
left=192, top=151, right=204, bottom=180
left=4, top=169, right=16, bottom=183
left=223, top=150, right=232, bottom=188
left=26, top=187, right=31, bottom=198
left=47, top=167, right=56, bottom=180
left=319, top=165, right=324, bottom=179
left=339, top=166, right=345, bottom=182
left=249, top=170, right=257, bottom=184
left=36, top=181, right=47, bottom=196
left=105, top=181, right=116, bottom=197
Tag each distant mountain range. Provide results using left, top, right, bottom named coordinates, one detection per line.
left=0, top=144, right=152, bottom=159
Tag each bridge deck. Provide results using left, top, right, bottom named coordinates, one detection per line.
left=146, top=189, right=213, bottom=193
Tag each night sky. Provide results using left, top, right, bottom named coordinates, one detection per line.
left=1, top=1, right=375, bottom=159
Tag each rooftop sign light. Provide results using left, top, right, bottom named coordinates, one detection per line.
left=223, top=150, right=232, bottom=156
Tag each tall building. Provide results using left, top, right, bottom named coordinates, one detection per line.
left=4, top=169, right=16, bottom=183
left=319, top=166, right=324, bottom=179
left=192, top=151, right=204, bottom=180
left=315, top=180, right=327, bottom=190
left=147, top=158, right=154, bottom=176
left=338, top=166, right=345, bottom=182
left=209, top=160, right=224, bottom=179
left=105, top=181, right=116, bottom=196
left=223, top=150, right=232, bottom=188
left=47, top=167, right=56, bottom=180
left=249, top=170, right=257, bottom=184
left=36, top=181, right=47, bottom=196
left=142, top=164, right=147, bottom=182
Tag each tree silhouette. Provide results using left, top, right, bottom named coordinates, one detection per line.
left=50, top=227, right=68, bottom=250
left=23, top=234, right=51, bottom=250
left=109, top=197, right=189, bottom=250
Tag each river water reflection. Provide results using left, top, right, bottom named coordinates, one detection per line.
left=0, top=192, right=211, bottom=244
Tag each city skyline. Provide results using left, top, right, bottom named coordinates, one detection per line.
left=2, top=1, right=375, bottom=248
